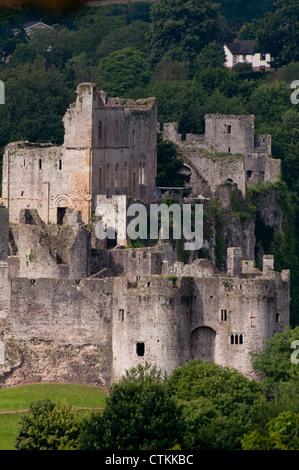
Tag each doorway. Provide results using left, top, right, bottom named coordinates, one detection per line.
left=57, top=207, right=67, bottom=225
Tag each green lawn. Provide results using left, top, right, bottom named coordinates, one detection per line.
left=0, top=383, right=107, bottom=450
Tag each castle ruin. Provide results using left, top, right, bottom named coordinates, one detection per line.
left=162, top=115, right=281, bottom=198
left=0, top=84, right=290, bottom=389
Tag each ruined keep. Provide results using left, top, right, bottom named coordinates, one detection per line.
left=162, top=115, right=281, bottom=198
left=2, top=83, right=157, bottom=225
left=0, top=85, right=290, bottom=390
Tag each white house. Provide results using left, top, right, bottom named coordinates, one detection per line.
left=224, top=40, right=271, bottom=71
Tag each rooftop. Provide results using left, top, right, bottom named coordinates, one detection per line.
left=225, top=40, right=256, bottom=55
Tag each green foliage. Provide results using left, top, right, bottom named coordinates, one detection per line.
left=96, top=20, right=150, bottom=60
left=14, top=399, right=82, bottom=450
left=251, top=326, right=299, bottom=401
left=247, top=181, right=299, bottom=326
left=79, top=363, right=185, bottom=450
left=167, top=360, right=267, bottom=449
left=156, top=133, right=189, bottom=188
left=0, top=57, right=74, bottom=152
left=282, top=61, right=299, bottom=83
left=239, top=0, right=299, bottom=67
left=248, top=82, right=292, bottom=128
left=96, top=47, right=151, bottom=97
left=148, top=80, right=205, bottom=135
left=242, top=411, right=299, bottom=450
left=231, top=185, right=255, bottom=221
left=148, top=0, right=225, bottom=66
left=193, top=42, right=226, bottom=74
left=0, top=6, right=27, bottom=59
left=203, top=198, right=227, bottom=269
left=217, top=0, right=275, bottom=23
left=70, top=8, right=126, bottom=59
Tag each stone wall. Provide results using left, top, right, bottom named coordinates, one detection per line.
left=161, top=116, right=281, bottom=199
left=8, top=209, right=91, bottom=279
left=204, top=114, right=255, bottom=155
left=2, top=84, right=157, bottom=226
left=244, top=153, right=281, bottom=186
left=2, top=143, right=92, bottom=224
left=0, top=253, right=289, bottom=387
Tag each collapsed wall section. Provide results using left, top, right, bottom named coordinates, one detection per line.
left=0, top=277, right=114, bottom=388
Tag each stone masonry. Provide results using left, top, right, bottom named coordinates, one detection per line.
left=1, top=83, right=157, bottom=225
left=0, top=86, right=290, bottom=389
left=162, top=115, right=281, bottom=198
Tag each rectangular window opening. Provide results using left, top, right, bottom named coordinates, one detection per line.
left=276, top=313, right=280, bottom=323
left=221, top=309, right=227, bottom=321
left=136, top=342, right=145, bottom=357
left=118, top=309, right=124, bottom=322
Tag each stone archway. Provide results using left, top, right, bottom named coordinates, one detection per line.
left=54, top=196, right=72, bottom=225
left=191, top=326, right=216, bottom=362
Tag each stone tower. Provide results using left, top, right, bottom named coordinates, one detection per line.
left=1, top=83, right=157, bottom=225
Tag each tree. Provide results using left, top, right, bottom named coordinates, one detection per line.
left=148, top=0, right=225, bottom=66
left=148, top=80, right=205, bottom=135
left=70, top=9, right=126, bottom=59
left=0, top=6, right=27, bottom=60
left=28, top=25, right=74, bottom=70
left=96, top=47, right=151, bottom=97
left=156, top=133, right=190, bottom=188
left=250, top=326, right=299, bottom=400
left=167, top=360, right=268, bottom=450
left=96, top=20, right=150, bottom=60
left=64, top=52, right=96, bottom=88
left=0, top=56, right=74, bottom=151
left=14, top=399, right=82, bottom=450
left=248, top=81, right=292, bottom=128
left=242, top=411, right=299, bottom=450
left=79, top=363, right=185, bottom=450
left=217, top=0, right=275, bottom=23
left=239, top=0, right=299, bottom=67
left=193, top=41, right=226, bottom=74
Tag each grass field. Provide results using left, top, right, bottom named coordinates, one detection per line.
left=0, top=383, right=107, bottom=450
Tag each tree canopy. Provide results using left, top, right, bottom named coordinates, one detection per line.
left=79, top=363, right=185, bottom=450
left=96, top=47, right=151, bottom=97
left=148, top=0, right=225, bottom=66
left=14, top=399, right=81, bottom=450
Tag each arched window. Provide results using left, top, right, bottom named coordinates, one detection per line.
left=59, top=159, right=62, bottom=170
left=39, top=158, right=42, bottom=170
left=231, top=335, right=234, bottom=345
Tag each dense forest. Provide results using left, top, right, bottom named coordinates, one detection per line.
left=0, top=0, right=298, bottom=451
